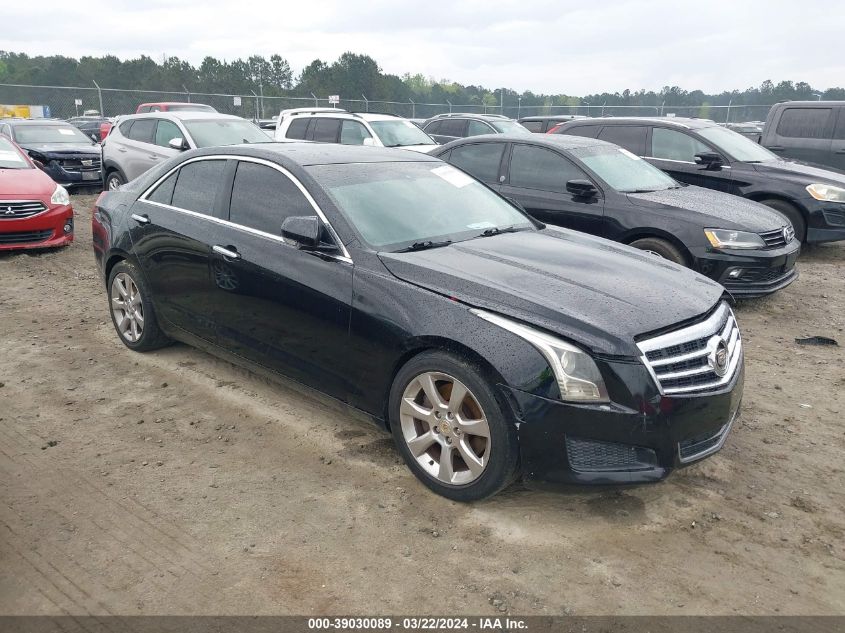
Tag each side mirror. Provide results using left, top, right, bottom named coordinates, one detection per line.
left=362, top=137, right=376, bottom=147
left=566, top=179, right=598, bottom=198
left=281, top=215, right=337, bottom=253
left=168, top=137, right=189, bottom=151
left=694, top=152, right=723, bottom=169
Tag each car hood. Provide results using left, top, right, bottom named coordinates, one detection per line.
left=396, top=144, right=439, bottom=154
left=0, top=167, right=55, bottom=198
left=379, top=228, right=724, bottom=357
left=753, top=159, right=845, bottom=183
left=19, top=142, right=100, bottom=157
left=626, top=185, right=789, bottom=231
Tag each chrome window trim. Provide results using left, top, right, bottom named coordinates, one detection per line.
left=138, top=154, right=352, bottom=262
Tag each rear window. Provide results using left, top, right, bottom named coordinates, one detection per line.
left=520, top=120, right=544, bottom=132
left=171, top=160, right=227, bottom=215
left=147, top=171, right=178, bottom=205
left=562, top=125, right=601, bottom=138
left=313, top=119, right=341, bottom=143
left=286, top=117, right=310, bottom=140
left=597, top=126, right=648, bottom=155
left=448, top=143, right=505, bottom=183
left=128, top=119, right=156, bottom=143
left=438, top=119, right=465, bottom=137
left=776, top=108, right=832, bottom=139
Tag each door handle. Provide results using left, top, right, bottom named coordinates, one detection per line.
left=117, top=147, right=127, bottom=153
left=213, top=244, right=241, bottom=261
left=131, top=213, right=150, bottom=225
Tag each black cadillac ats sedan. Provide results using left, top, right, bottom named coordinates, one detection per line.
left=93, top=144, right=744, bottom=501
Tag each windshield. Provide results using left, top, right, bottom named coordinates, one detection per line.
left=698, top=125, right=778, bottom=162
left=308, top=161, right=534, bottom=251
left=14, top=124, right=92, bottom=144
left=0, top=137, right=31, bottom=169
left=573, top=146, right=679, bottom=193
left=369, top=120, right=435, bottom=146
left=182, top=119, right=270, bottom=147
left=491, top=120, right=531, bottom=135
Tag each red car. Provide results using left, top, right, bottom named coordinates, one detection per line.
left=0, top=136, right=74, bottom=251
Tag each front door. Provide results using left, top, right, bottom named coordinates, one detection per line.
left=646, top=126, right=736, bottom=194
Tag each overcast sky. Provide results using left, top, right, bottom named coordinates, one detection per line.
left=3, top=0, right=842, bottom=95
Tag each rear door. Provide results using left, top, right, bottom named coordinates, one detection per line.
left=311, top=118, right=342, bottom=144
left=831, top=107, right=845, bottom=172
left=121, top=119, right=158, bottom=181
left=210, top=159, right=354, bottom=400
left=499, top=142, right=605, bottom=235
left=765, top=106, right=834, bottom=165
left=646, top=125, right=735, bottom=193
left=129, top=158, right=232, bottom=342
left=445, top=142, right=507, bottom=192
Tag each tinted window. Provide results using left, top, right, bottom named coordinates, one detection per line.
left=835, top=109, right=845, bottom=140
left=776, top=108, right=832, bottom=139
left=449, top=143, right=505, bottom=183
left=509, top=144, right=588, bottom=193
left=467, top=120, right=494, bottom=136
left=229, top=162, right=316, bottom=234
left=340, top=120, right=371, bottom=145
left=597, top=126, right=648, bottom=155
left=118, top=120, right=134, bottom=137
left=424, top=120, right=442, bottom=134
left=171, top=160, right=227, bottom=215
left=564, top=125, right=601, bottom=138
left=651, top=127, right=711, bottom=161
left=521, top=120, right=544, bottom=132
left=438, top=119, right=465, bottom=137
left=154, top=120, right=182, bottom=148
left=128, top=119, right=156, bottom=143
left=147, top=171, right=178, bottom=205
left=286, top=117, right=310, bottom=140
left=313, top=118, right=341, bottom=143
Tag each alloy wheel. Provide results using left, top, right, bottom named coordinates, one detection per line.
left=111, top=272, right=144, bottom=342
left=108, top=176, right=121, bottom=190
left=399, top=371, right=491, bottom=485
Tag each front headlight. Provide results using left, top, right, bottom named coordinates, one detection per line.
left=50, top=184, right=70, bottom=206
left=704, top=228, right=766, bottom=249
left=471, top=309, right=608, bottom=402
left=806, top=183, right=845, bottom=203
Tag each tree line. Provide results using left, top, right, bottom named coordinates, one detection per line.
left=2, top=50, right=843, bottom=111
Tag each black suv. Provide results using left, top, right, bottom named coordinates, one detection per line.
left=761, top=101, right=845, bottom=172
left=433, top=134, right=799, bottom=298
left=422, top=113, right=530, bottom=144
left=554, top=116, right=845, bottom=244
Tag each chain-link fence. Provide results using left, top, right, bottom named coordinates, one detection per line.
left=0, top=82, right=774, bottom=124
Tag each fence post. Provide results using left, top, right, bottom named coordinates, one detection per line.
left=92, top=80, right=104, bottom=116
left=726, top=99, right=732, bottom=124
left=183, top=85, right=191, bottom=103
left=409, top=99, right=415, bottom=118
left=447, top=100, right=452, bottom=114
left=251, top=91, right=259, bottom=120
left=361, top=94, right=369, bottom=112
left=311, top=93, right=318, bottom=107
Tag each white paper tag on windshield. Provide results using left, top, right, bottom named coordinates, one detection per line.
left=58, top=128, right=75, bottom=135
left=431, top=165, right=474, bottom=188
left=0, top=150, right=25, bottom=163
left=618, top=148, right=642, bottom=160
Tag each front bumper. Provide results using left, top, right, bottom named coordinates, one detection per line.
left=40, top=164, right=102, bottom=189
left=504, top=358, right=744, bottom=485
left=691, top=242, right=800, bottom=298
left=806, top=201, right=845, bottom=243
left=0, top=204, right=74, bottom=251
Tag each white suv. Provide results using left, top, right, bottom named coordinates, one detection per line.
left=274, top=108, right=438, bottom=153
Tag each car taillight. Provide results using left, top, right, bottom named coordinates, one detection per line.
left=547, top=124, right=564, bottom=134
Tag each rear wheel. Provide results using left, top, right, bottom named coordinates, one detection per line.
left=629, top=237, right=687, bottom=266
left=107, top=260, right=170, bottom=352
left=759, top=198, right=806, bottom=243
left=106, top=170, right=125, bottom=191
left=389, top=351, right=519, bottom=501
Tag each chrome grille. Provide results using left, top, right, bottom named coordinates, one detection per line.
left=59, top=157, right=102, bottom=172
left=0, top=200, right=47, bottom=219
left=759, top=225, right=793, bottom=248
left=637, top=302, right=742, bottom=395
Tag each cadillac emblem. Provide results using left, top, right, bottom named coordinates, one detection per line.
left=710, top=338, right=730, bottom=377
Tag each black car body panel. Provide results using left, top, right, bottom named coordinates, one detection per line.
left=762, top=101, right=845, bottom=172
left=93, top=143, right=744, bottom=487
left=555, top=116, right=845, bottom=244
left=432, top=135, right=800, bottom=298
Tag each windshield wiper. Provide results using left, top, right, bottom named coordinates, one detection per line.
left=395, top=239, right=453, bottom=252
left=623, top=189, right=658, bottom=193
left=475, top=225, right=524, bottom=238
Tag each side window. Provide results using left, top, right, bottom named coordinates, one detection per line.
left=154, top=120, right=182, bottom=148
left=651, top=127, right=711, bottom=162
left=118, top=120, right=134, bottom=137
left=835, top=108, right=845, bottom=140
left=171, top=160, right=227, bottom=215
left=286, top=117, right=310, bottom=140
left=449, top=143, right=505, bottom=183
left=508, top=144, right=589, bottom=193
left=467, top=120, right=494, bottom=136
left=229, top=161, right=317, bottom=235
left=313, top=118, right=341, bottom=143
left=424, top=120, right=442, bottom=135
left=0, top=125, right=9, bottom=138
left=147, top=171, right=178, bottom=205
left=340, top=120, right=372, bottom=145
left=127, top=119, right=156, bottom=144
left=565, top=125, right=601, bottom=139
left=520, top=120, right=544, bottom=132
left=776, top=108, right=832, bottom=139
left=597, top=126, right=648, bottom=155
left=439, top=119, right=466, bottom=137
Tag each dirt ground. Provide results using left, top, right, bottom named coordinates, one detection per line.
left=1, top=193, right=843, bottom=616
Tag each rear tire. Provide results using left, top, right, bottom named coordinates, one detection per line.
left=105, top=170, right=125, bottom=191
left=107, top=260, right=170, bottom=352
left=759, top=198, right=806, bottom=243
left=629, top=237, right=687, bottom=266
left=389, top=351, right=520, bottom=501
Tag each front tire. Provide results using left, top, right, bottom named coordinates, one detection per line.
left=389, top=351, right=520, bottom=501
left=107, top=260, right=170, bottom=352
left=629, top=237, right=687, bottom=266
left=105, top=170, right=125, bottom=191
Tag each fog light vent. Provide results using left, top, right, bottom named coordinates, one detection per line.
left=565, top=437, right=657, bottom=472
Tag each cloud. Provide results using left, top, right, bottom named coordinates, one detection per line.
left=3, top=0, right=842, bottom=94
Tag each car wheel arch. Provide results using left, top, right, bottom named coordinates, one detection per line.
left=620, top=229, right=692, bottom=264
left=744, top=192, right=807, bottom=218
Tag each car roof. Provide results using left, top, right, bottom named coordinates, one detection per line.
left=423, top=113, right=512, bottom=124
left=186, top=142, right=441, bottom=167
left=6, top=119, right=76, bottom=126
left=139, top=102, right=209, bottom=107
left=564, top=116, right=718, bottom=130
left=518, top=115, right=585, bottom=122
left=120, top=111, right=246, bottom=122
left=774, top=100, right=845, bottom=107
left=282, top=110, right=410, bottom=123
left=433, top=133, right=613, bottom=153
